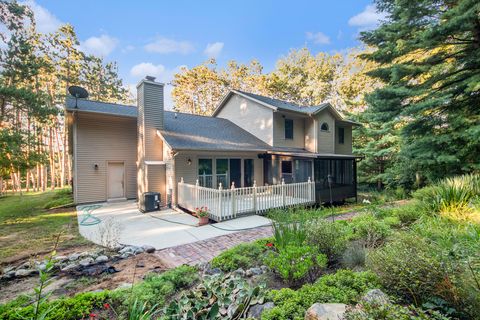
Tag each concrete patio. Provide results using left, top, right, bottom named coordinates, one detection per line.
left=76, top=200, right=271, bottom=250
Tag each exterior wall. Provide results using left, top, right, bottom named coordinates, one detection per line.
left=304, top=117, right=316, bottom=152
left=74, top=112, right=137, bottom=203
left=146, top=164, right=166, bottom=205
left=335, top=123, right=353, bottom=155
left=172, top=151, right=264, bottom=204
left=315, top=109, right=336, bottom=154
left=272, top=112, right=305, bottom=148
left=216, top=94, right=274, bottom=145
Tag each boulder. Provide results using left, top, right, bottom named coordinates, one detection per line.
left=134, top=247, right=145, bottom=254
left=248, top=302, right=275, bottom=319
left=54, top=255, right=68, bottom=262
left=142, top=245, right=155, bottom=253
left=119, top=246, right=136, bottom=254
left=15, top=269, right=37, bottom=277
left=233, top=268, right=246, bottom=277
left=361, top=289, right=389, bottom=305
left=2, top=266, right=14, bottom=274
left=246, top=267, right=263, bottom=277
left=305, top=303, right=347, bottom=320
left=79, top=257, right=94, bottom=267
left=61, top=263, right=78, bottom=272
left=68, top=253, right=80, bottom=261
left=95, top=255, right=109, bottom=263
left=120, top=253, right=131, bottom=259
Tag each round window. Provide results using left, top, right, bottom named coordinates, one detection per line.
left=320, top=122, right=329, bottom=131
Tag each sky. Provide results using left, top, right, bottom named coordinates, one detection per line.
left=28, top=0, right=385, bottom=109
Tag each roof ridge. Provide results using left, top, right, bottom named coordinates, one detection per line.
left=66, top=96, right=136, bottom=108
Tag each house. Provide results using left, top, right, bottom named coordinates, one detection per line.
left=66, top=76, right=361, bottom=220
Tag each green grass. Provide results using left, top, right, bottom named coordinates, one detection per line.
left=0, top=188, right=91, bottom=262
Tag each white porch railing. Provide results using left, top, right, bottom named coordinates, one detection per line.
left=177, top=178, right=316, bottom=221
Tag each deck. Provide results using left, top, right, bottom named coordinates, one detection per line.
left=177, top=179, right=316, bottom=221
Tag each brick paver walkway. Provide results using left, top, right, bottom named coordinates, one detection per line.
left=155, top=226, right=273, bottom=268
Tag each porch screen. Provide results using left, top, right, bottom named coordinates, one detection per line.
left=198, top=159, right=213, bottom=188
left=294, top=159, right=313, bottom=182
left=315, top=159, right=354, bottom=188
left=244, top=159, right=254, bottom=187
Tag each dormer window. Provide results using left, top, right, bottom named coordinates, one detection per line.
left=284, top=119, right=293, bottom=139
left=320, top=122, right=329, bottom=131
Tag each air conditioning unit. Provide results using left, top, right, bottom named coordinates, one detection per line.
left=140, top=192, right=160, bottom=213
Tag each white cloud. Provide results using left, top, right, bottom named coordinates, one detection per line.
left=348, top=5, right=386, bottom=29
left=203, top=42, right=224, bottom=58
left=80, top=34, right=118, bottom=56
left=306, top=32, right=330, bottom=45
left=122, top=45, right=135, bottom=53
left=23, top=0, right=62, bottom=33
left=144, top=36, right=194, bottom=55
left=130, top=62, right=166, bottom=79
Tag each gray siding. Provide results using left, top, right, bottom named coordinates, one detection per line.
left=216, top=94, right=274, bottom=145
left=74, top=113, right=137, bottom=203
left=304, top=117, right=316, bottom=152
left=272, top=112, right=305, bottom=148
left=335, top=124, right=353, bottom=154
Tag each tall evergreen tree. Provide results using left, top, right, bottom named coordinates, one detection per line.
left=361, top=0, right=480, bottom=187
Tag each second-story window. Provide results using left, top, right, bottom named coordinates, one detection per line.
left=338, top=127, right=345, bottom=144
left=285, top=119, right=294, bottom=139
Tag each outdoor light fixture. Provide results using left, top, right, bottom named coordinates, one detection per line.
left=94, top=163, right=99, bottom=170
left=187, top=158, right=192, bottom=165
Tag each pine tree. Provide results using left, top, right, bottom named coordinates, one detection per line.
left=360, top=0, right=480, bottom=187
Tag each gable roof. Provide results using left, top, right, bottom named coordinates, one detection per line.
left=212, top=90, right=360, bottom=125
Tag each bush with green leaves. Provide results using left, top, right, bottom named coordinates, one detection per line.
left=349, top=214, right=392, bottom=248
left=266, top=244, right=327, bottom=285
left=305, top=219, right=349, bottom=264
left=341, top=241, right=366, bottom=269
left=162, top=273, right=266, bottom=320
left=0, top=291, right=112, bottom=320
left=261, top=270, right=378, bottom=320
left=413, top=174, right=480, bottom=222
left=211, top=238, right=272, bottom=272
left=125, top=265, right=199, bottom=308
left=344, top=301, right=450, bottom=320
left=366, top=233, right=446, bottom=306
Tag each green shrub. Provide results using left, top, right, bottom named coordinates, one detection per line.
left=341, top=241, right=366, bottom=269
left=366, top=233, right=445, bottom=305
left=211, top=238, right=271, bottom=271
left=267, top=245, right=327, bottom=285
left=268, top=208, right=313, bottom=249
left=344, top=301, right=450, bottom=320
left=413, top=174, right=480, bottom=222
left=306, top=220, right=349, bottom=264
left=262, top=270, right=378, bottom=320
left=125, top=265, right=199, bottom=308
left=0, top=291, right=112, bottom=320
left=393, top=203, right=424, bottom=225
left=349, top=214, right=392, bottom=248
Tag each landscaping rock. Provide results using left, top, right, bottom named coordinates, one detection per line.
left=15, top=269, right=37, bottom=277
left=120, top=253, right=131, bottom=259
left=54, top=255, right=68, bottom=262
left=19, top=262, right=31, bottom=269
left=2, top=266, right=14, bottom=274
left=116, top=282, right=132, bottom=290
left=233, top=268, right=246, bottom=277
left=36, top=262, right=47, bottom=272
left=305, top=303, right=347, bottom=320
left=1, top=271, right=16, bottom=280
left=142, top=245, right=155, bottom=253
left=119, top=246, right=136, bottom=254
left=79, top=251, right=91, bottom=258
left=68, top=253, right=80, bottom=261
left=206, top=267, right=222, bottom=275
left=134, top=247, right=145, bottom=254
left=79, top=257, right=94, bottom=267
left=95, top=255, right=109, bottom=263
left=61, top=263, right=78, bottom=272
left=248, top=302, right=275, bottom=319
left=260, top=265, right=269, bottom=272
left=246, top=267, right=263, bottom=277
left=361, top=289, right=390, bottom=305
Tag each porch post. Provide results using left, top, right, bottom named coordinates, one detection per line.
left=281, top=178, right=286, bottom=208
left=195, top=179, right=199, bottom=210
left=218, top=183, right=223, bottom=221
left=253, top=180, right=257, bottom=214
left=308, top=177, right=312, bottom=202
left=231, top=182, right=236, bottom=219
